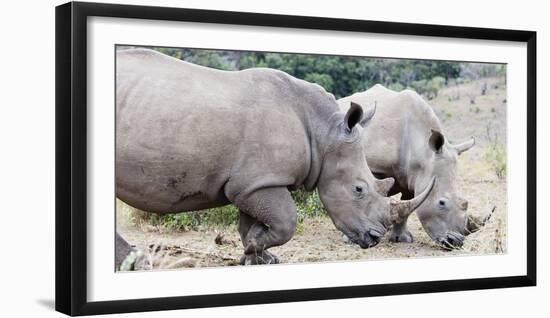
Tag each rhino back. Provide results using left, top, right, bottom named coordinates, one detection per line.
left=116, top=49, right=314, bottom=213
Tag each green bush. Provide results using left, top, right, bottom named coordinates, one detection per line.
left=131, top=205, right=239, bottom=232
left=388, top=82, right=404, bottom=92
left=484, top=143, right=506, bottom=179
left=125, top=189, right=327, bottom=233
left=409, top=76, right=445, bottom=99
left=427, top=76, right=446, bottom=99
left=304, top=73, right=335, bottom=93
left=291, top=188, right=327, bottom=234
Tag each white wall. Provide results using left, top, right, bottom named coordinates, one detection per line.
left=0, top=0, right=546, bottom=316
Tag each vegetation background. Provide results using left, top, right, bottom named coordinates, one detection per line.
left=121, top=46, right=505, bottom=100
left=116, top=46, right=508, bottom=268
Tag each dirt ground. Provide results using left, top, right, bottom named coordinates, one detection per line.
left=116, top=77, right=507, bottom=270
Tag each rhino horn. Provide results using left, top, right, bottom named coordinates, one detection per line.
left=453, top=137, right=475, bottom=155
left=390, top=177, right=436, bottom=224
left=465, top=206, right=495, bottom=234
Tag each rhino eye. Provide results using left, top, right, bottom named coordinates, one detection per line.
left=438, top=199, right=448, bottom=209
left=353, top=184, right=367, bottom=197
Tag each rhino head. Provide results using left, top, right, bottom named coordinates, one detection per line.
left=413, top=129, right=481, bottom=249
left=317, top=102, right=436, bottom=248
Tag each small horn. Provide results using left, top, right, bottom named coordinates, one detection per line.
left=466, top=206, right=495, bottom=234
left=375, top=177, right=395, bottom=196
left=390, top=177, right=436, bottom=224
left=453, top=137, right=475, bottom=155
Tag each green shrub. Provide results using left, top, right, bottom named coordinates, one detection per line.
left=408, top=76, right=445, bottom=100
left=427, top=76, right=446, bottom=99
left=484, top=143, right=506, bottom=179
left=127, top=205, right=239, bottom=232
left=123, top=189, right=327, bottom=233
left=304, top=73, right=335, bottom=93
left=388, top=82, right=404, bottom=92
left=291, top=188, right=327, bottom=234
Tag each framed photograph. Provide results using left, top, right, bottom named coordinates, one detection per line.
left=55, top=1, right=536, bottom=316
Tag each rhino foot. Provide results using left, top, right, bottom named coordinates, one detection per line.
left=240, top=250, right=280, bottom=265
left=389, top=229, right=414, bottom=243
left=116, top=232, right=148, bottom=271
left=341, top=233, right=353, bottom=244
left=119, top=249, right=148, bottom=271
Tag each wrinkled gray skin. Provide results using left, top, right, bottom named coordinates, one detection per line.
left=338, top=84, right=478, bottom=248
left=115, top=49, right=433, bottom=266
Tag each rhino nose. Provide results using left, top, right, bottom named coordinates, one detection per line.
left=362, top=231, right=381, bottom=249
left=440, top=232, right=464, bottom=249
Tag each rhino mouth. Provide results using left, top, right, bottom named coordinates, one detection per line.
left=436, top=231, right=465, bottom=250
left=347, top=229, right=383, bottom=249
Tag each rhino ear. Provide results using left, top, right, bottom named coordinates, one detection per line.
left=359, top=102, right=376, bottom=128
left=344, top=102, right=364, bottom=132
left=375, top=177, right=395, bottom=196
left=428, top=129, right=445, bottom=154
left=453, top=137, right=475, bottom=155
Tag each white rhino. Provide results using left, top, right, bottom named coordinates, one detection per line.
left=338, top=84, right=488, bottom=248
left=115, top=49, right=434, bottom=267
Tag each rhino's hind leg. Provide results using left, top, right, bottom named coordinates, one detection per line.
left=234, top=187, right=297, bottom=265
left=389, top=216, right=414, bottom=243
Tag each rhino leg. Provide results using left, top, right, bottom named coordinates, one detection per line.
left=238, top=211, right=281, bottom=265
left=389, top=215, right=414, bottom=243
left=234, top=187, right=297, bottom=265
left=115, top=232, right=147, bottom=270
left=238, top=211, right=255, bottom=246
left=388, top=188, right=415, bottom=243
left=116, top=232, right=134, bottom=268
left=115, top=232, right=136, bottom=270
left=239, top=250, right=280, bottom=265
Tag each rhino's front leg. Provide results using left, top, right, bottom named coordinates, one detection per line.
left=237, top=210, right=280, bottom=265
left=116, top=232, right=134, bottom=269
left=389, top=215, right=414, bottom=243
left=238, top=210, right=255, bottom=244
left=115, top=232, right=146, bottom=270
left=234, top=187, right=297, bottom=265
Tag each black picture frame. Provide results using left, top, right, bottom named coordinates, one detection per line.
left=55, top=1, right=537, bottom=316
